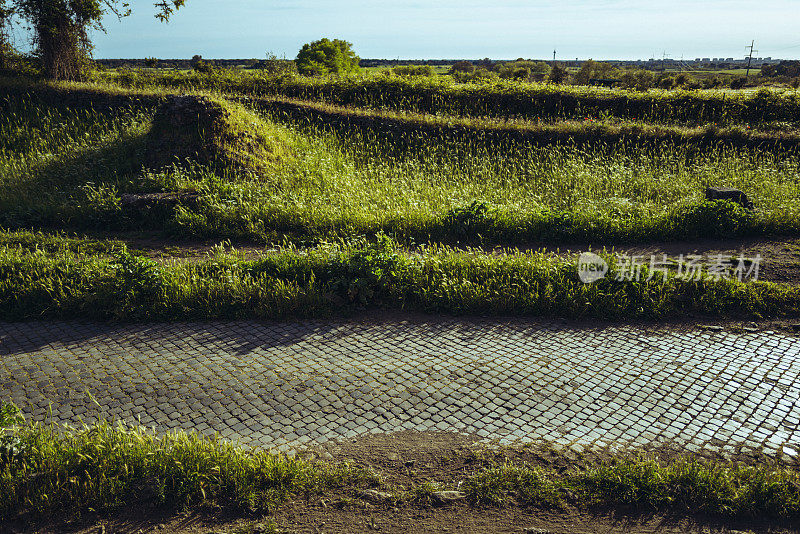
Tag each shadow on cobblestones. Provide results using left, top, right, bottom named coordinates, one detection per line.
left=2, top=317, right=800, bottom=463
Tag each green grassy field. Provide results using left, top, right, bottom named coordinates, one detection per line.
left=2, top=70, right=800, bottom=525
left=0, top=73, right=799, bottom=320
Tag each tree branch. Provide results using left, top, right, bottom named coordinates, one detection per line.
left=154, top=0, right=186, bottom=22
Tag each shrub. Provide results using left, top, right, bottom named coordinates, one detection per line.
left=619, top=69, right=655, bottom=91
left=667, top=200, right=756, bottom=238
left=449, top=61, right=475, bottom=74
left=453, top=67, right=499, bottom=83
left=256, top=52, right=297, bottom=77
left=674, top=73, right=693, bottom=87
left=657, top=75, right=675, bottom=89
left=496, top=60, right=549, bottom=81
left=295, top=38, right=360, bottom=76
left=190, top=54, right=213, bottom=73
left=548, top=63, right=567, bottom=84
left=730, top=76, right=747, bottom=90
left=391, top=64, right=434, bottom=77
left=573, top=60, right=621, bottom=85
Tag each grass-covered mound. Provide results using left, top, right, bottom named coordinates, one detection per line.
left=147, top=95, right=294, bottom=176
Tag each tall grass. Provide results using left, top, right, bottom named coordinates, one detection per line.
left=3, top=403, right=800, bottom=521
left=0, top=403, right=374, bottom=519
left=1, top=85, right=799, bottom=245
left=465, top=459, right=800, bottom=518
left=0, top=235, right=797, bottom=321
left=0, top=93, right=154, bottom=227
left=91, top=69, right=800, bottom=126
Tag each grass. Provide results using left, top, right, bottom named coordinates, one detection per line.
left=0, top=403, right=377, bottom=519
left=92, top=68, right=800, bottom=126
left=464, top=458, right=800, bottom=518
left=2, top=84, right=800, bottom=246
left=3, top=403, right=800, bottom=522
left=0, top=232, right=797, bottom=321
left=0, top=76, right=799, bottom=320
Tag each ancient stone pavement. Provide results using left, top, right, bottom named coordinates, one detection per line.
left=1, top=318, right=799, bottom=460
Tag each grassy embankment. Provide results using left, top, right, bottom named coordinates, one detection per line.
left=2, top=403, right=799, bottom=522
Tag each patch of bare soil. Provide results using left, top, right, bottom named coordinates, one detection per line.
left=619, top=236, right=800, bottom=286
left=502, top=236, right=800, bottom=285
left=12, top=505, right=796, bottom=534
left=9, top=432, right=799, bottom=534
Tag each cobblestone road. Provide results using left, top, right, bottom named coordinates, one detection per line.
left=1, top=319, right=799, bottom=460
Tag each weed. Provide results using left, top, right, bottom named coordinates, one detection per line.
left=4, top=404, right=800, bottom=521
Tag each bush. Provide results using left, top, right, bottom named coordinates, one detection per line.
left=619, top=69, right=655, bottom=91
left=496, top=60, right=549, bottom=81
left=657, top=75, right=675, bottom=89
left=667, top=200, right=756, bottom=238
left=295, top=38, right=360, bottom=76
left=674, top=73, right=694, bottom=87
left=730, top=76, right=747, bottom=90
left=548, top=64, right=568, bottom=84
left=190, top=55, right=213, bottom=73
left=255, top=52, right=298, bottom=77
left=449, top=61, right=475, bottom=74
left=702, top=76, right=725, bottom=89
left=573, top=60, right=621, bottom=85
left=391, top=65, right=435, bottom=77
left=453, top=67, right=499, bottom=84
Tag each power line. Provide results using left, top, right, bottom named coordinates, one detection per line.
left=745, top=40, right=758, bottom=78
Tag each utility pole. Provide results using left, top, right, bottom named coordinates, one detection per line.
left=745, top=40, right=757, bottom=78
left=553, top=49, right=556, bottom=66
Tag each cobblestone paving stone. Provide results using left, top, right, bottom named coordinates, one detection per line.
left=1, top=319, right=800, bottom=460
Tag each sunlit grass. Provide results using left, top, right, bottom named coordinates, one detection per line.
left=0, top=234, right=796, bottom=321
left=0, top=403, right=376, bottom=518
left=3, top=402, right=800, bottom=521
left=2, top=86, right=799, bottom=244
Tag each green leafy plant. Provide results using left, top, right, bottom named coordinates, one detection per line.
left=295, top=38, right=359, bottom=76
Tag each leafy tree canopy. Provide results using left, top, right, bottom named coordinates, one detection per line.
left=296, top=38, right=359, bottom=76
left=3, top=0, right=187, bottom=79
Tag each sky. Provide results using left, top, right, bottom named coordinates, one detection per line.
left=69, top=0, right=800, bottom=60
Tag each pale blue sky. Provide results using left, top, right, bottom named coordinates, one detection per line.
left=84, top=0, right=800, bottom=60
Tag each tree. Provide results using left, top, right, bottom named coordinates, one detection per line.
left=619, top=69, right=655, bottom=91
left=190, top=53, right=212, bottom=73
left=572, top=59, right=620, bottom=86
left=0, top=0, right=15, bottom=70
left=449, top=61, right=475, bottom=74
left=8, top=0, right=187, bottom=80
left=548, top=63, right=567, bottom=84
left=295, top=38, right=359, bottom=76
